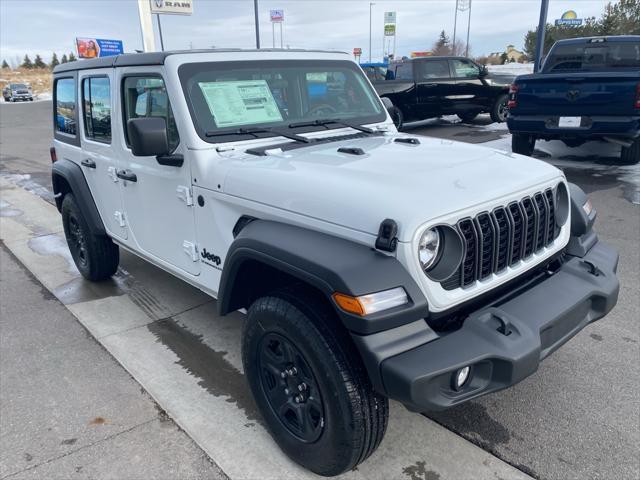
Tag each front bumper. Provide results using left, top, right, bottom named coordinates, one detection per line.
left=353, top=241, right=619, bottom=412
left=507, top=114, right=640, bottom=141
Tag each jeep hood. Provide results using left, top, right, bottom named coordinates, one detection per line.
left=221, top=135, right=563, bottom=242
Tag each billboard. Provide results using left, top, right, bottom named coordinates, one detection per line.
left=384, top=11, right=396, bottom=24
left=270, top=9, right=284, bottom=22
left=555, top=10, right=583, bottom=26
left=150, top=0, right=193, bottom=15
left=76, top=38, right=124, bottom=58
left=384, top=24, right=396, bottom=37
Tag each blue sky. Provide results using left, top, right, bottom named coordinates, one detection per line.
left=1, top=0, right=610, bottom=65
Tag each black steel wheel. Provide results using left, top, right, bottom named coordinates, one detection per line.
left=243, top=287, right=388, bottom=476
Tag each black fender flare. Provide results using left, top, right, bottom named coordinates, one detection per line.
left=51, top=158, right=106, bottom=236
left=217, top=220, right=428, bottom=335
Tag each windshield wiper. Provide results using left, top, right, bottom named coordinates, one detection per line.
left=205, top=126, right=311, bottom=143
left=288, top=118, right=375, bottom=134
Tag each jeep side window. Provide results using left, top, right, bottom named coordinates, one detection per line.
left=123, top=76, right=179, bottom=152
left=55, top=78, right=77, bottom=136
left=82, top=77, right=111, bottom=143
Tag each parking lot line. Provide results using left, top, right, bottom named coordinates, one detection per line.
left=0, top=176, right=533, bottom=480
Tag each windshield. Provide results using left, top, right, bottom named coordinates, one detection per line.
left=179, top=60, right=385, bottom=142
left=543, top=41, right=640, bottom=72
left=12, top=83, right=28, bottom=89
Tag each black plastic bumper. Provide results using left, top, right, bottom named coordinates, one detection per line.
left=355, top=241, right=619, bottom=412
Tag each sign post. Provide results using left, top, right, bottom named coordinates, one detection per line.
left=534, top=0, right=549, bottom=72
left=149, top=0, right=194, bottom=51
left=270, top=9, right=284, bottom=49
left=353, top=47, right=362, bottom=63
left=137, top=0, right=156, bottom=52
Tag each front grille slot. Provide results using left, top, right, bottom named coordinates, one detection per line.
left=440, top=186, right=561, bottom=291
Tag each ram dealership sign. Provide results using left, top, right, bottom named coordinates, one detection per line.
left=150, top=0, right=193, bottom=15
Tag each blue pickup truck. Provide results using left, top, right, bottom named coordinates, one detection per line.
left=507, top=36, right=640, bottom=164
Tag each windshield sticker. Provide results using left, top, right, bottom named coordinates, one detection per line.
left=198, top=80, right=283, bottom=128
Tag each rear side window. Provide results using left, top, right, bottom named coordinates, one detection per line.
left=122, top=76, right=179, bottom=152
left=82, top=77, right=111, bottom=143
left=544, top=41, right=640, bottom=72
left=55, top=78, right=77, bottom=136
left=418, top=60, right=452, bottom=79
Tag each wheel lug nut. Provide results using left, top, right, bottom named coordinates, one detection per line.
left=294, top=394, right=304, bottom=403
left=280, top=371, right=288, bottom=378
left=284, top=388, right=290, bottom=395
left=297, top=383, right=307, bottom=391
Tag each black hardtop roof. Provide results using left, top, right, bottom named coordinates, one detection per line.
left=52, top=48, right=348, bottom=74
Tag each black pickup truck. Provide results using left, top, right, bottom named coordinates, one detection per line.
left=367, top=56, right=512, bottom=128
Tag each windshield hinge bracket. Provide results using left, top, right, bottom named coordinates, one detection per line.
left=176, top=185, right=193, bottom=206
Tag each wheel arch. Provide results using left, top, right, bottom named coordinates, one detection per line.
left=217, top=220, right=429, bottom=335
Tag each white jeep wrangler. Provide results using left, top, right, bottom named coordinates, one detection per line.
left=51, top=50, right=619, bottom=476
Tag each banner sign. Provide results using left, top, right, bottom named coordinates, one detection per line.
left=555, top=10, right=583, bottom=26
left=270, top=9, right=284, bottom=22
left=384, top=24, right=396, bottom=37
left=384, top=11, right=396, bottom=24
left=150, top=0, right=193, bottom=15
left=76, top=38, right=124, bottom=58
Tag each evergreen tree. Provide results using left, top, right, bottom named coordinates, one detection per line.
left=1, top=60, right=9, bottom=69
left=33, top=54, right=46, bottom=69
left=50, top=53, right=59, bottom=69
left=61, top=54, right=68, bottom=64
left=21, top=54, right=33, bottom=69
left=432, top=30, right=452, bottom=56
left=68, top=52, right=77, bottom=62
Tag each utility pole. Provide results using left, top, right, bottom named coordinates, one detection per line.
left=534, top=0, right=549, bottom=71
left=453, top=0, right=459, bottom=52
left=465, top=0, right=472, bottom=57
left=254, top=0, right=261, bottom=49
left=369, top=2, right=375, bottom=62
left=156, top=14, right=165, bottom=51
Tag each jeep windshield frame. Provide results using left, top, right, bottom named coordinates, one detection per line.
left=178, top=60, right=386, bottom=143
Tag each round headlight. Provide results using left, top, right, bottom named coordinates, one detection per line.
left=418, top=228, right=441, bottom=271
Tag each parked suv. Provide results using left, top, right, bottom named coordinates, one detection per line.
left=2, top=82, right=33, bottom=102
left=51, top=50, right=619, bottom=476
left=368, top=56, right=512, bottom=128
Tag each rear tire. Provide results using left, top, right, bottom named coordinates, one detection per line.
left=242, top=287, right=388, bottom=476
left=620, top=138, right=640, bottom=165
left=512, top=133, right=536, bottom=157
left=390, top=106, right=404, bottom=130
left=490, top=94, right=509, bottom=123
left=457, top=111, right=479, bottom=123
left=61, top=193, right=119, bottom=281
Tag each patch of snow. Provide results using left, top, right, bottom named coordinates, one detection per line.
left=35, top=92, right=52, bottom=101
left=488, top=63, right=534, bottom=76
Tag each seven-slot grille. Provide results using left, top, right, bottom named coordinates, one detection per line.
left=440, top=187, right=559, bottom=290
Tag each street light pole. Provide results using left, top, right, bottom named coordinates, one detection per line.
left=453, top=0, right=459, bottom=52
left=156, top=14, right=165, bottom=52
left=369, top=2, right=375, bottom=62
left=534, top=0, right=549, bottom=71
left=465, top=0, right=472, bottom=57
left=254, top=0, right=261, bottom=49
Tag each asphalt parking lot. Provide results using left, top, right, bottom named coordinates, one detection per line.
left=1, top=100, right=638, bottom=480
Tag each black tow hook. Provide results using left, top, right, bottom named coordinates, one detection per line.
left=494, top=312, right=513, bottom=336
left=580, top=260, right=602, bottom=277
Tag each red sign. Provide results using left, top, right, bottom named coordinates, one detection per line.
left=353, top=47, right=362, bottom=55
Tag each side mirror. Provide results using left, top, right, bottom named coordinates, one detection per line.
left=127, top=117, right=169, bottom=157
left=381, top=97, right=394, bottom=115
left=479, top=65, right=489, bottom=77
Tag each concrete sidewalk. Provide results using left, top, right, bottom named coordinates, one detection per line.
left=0, top=244, right=226, bottom=480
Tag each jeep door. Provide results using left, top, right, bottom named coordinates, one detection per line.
left=414, top=59, right=456, bottom=118
left=116, top=70, right=200, bottom=276
left=75, top=69, right=127, bottom=240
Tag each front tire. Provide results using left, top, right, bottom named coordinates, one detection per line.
left=490, top=94, right=509, bottom=123
left=242, top=288, right=388, bottom=476
left=390, top=106, right=404, bottom=130
left=512, top=133, right=536, bottom=156
left=61, top=193, right=119, bottom=281
left=620, top=138, right=640, bottom=165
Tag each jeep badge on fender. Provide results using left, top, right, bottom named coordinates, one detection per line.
left=50, top=49, right=619, bottom=476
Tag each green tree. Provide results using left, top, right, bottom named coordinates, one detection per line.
left=50, top=52, right=59, bottom=69
left=500, top=52, right=509, bottom=65
left=523, top=18, right=599, bottom=58
left=599, top=0, right=640, bottom=35
left=1, top=60, right=9, bottom=69
left=68, top=52, right=77, bottom=62
left=60, top=54, right=68, bottom=64
left=33, top=54, right=46, bottom=69
left=21, top=54, right=33, bottom=69
left=432, top=30, right=451, bottom=56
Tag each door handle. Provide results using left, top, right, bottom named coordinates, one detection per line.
left=116, top=169, right=137, bottom=182
left=81, top=158, right=96, bottom=169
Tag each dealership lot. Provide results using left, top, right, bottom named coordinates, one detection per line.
left=1, top=100, right=638, bottom=479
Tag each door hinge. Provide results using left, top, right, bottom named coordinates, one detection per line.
left=176, top=185, right=193, bottom=206
left=107, top=166, right=119, bottom=182
left=114, top=211, right=126, bottom=227
left=183, top=241, right=198, bottom=262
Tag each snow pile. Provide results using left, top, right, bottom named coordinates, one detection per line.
left=488, top=63, right=534, bottom=77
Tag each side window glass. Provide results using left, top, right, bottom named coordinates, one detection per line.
left=394, top=63, right=413, bottom=80
left=123, top=76, right=179, bottom=152
left=418, top=61, right=451, bottom=79
left=82, top=77, right=111, bottom=143
left=452, top=59, right=480, bottom=78
left=55, top=78, right=77, bottom=136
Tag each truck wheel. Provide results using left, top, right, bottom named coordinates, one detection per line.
left=61, top=193, right=119, bottom=281
left=243, top=288, right=388, bottom=476
left=620, top=138, right=640, bottom=165
left=390, top=106, right=404, bottom=130
left=512, top=133, right=536, bottom=157
left=490, top=94, right=509, bottom=123
left=457, top=111, right=479, bottom=123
